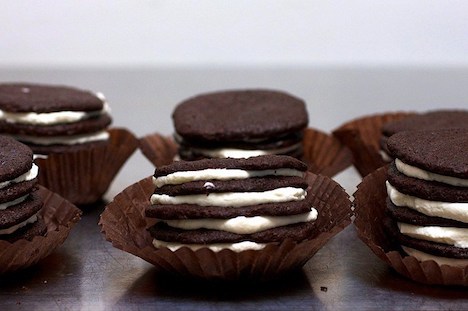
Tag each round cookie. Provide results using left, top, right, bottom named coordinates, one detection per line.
left=384, top=218, right=468, bottom=259
left=387, top=128, right=468, bottom=179
left=0, top=136, right=33, bottom=182
left=0, top=192, right=43, bottom=229
left=379, top=110, right=468, bottom=158
left=154, top=154, right=308, bottom=178
left=150, top=221, right=317, bottom=244
left=172, top=89, right=308, bottom=160
left=382, top=110, right=468, bottom=137
left=0, top=83, right=103, bottom=112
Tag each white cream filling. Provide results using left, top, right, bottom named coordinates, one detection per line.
left=153, top=168, right=304, bottom=187
left=0, top=102, right=110, bottom=126
left=402, top=246, right=468, bottom=268
left=189, top=143, right=301, bottom=159
left=151, top=187, right=307, bottom=207
left=0, top=164, right=38, bottom=189
left=395, top=158, right=468, bottom=187
left=152, top=239, right=266, bottom=252
left=398, top=222, right=468, bottom=248
left=0, top=194, right=28, bottom=211
left=12, top=130, right=109, bottom=146
left=163, top=207, right=317, bottom=234
left=386, top=181, right=468, bottom=223
left=0, top=213, right=38, bottom=235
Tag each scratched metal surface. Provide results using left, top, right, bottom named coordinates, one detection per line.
left=0, top=69, right=468, bottom=310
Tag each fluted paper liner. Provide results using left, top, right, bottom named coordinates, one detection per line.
left=333, top=112, right=415, bottom=177
left=0, top=186, right=81, bottom=274
left=35, top=128, right=139, bottom=205
left=354, top=167, right=468, bottom=286
left=139, top=128, right=353, bottom=177
left=99, top=172, right=352, bottom=280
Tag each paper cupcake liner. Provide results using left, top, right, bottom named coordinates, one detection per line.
left=0, top=186, right=81, bottom=274
left=354, top=166, right=468, bottom=286
left=139, top=128, right=352, bottom=177
left=35, top=128, right=139, bottom=205
left=332, top=112, right=415, bottom=177
left=139, top=133, right=179, bottom=167
left=99, top=172, right=352, bottom=281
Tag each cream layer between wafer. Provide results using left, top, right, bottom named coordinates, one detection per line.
left=151, top=187, right=307, bottom=207
left=402, top=246, right=468, bottom=268
left=12, top=130, right=110, bottom=146
left=0, top=164, right=38, bottom=189
left=0, top=213, right=38, bottom=235
left=163, top=207, right=317, bottom=234
left=398, top=223, right=468, bottom=248
left=153, top=168, right=304, bottom=187
left=395, top=158, right=468, bottom=187
left=386, top=182, right=468, bottom=223
left=153, top=239, right=267, bottom=252
left=0, top=94, right=110, bottom=125
left=187, top=143, right=302, bottom=159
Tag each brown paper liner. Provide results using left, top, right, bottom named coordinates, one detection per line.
left=354, top=167, right=468, bottom=286
left=35, top=128, right=139, bottom=205
left=99, top=172, right=352, bottom=281
left=0, top=186, right=82, bottom=274
left=139, top=128, right=353, bottom=177
left=333, top=112, right=415, bottom=177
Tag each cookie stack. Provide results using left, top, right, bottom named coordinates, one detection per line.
left=172, top=89, right=308, bottom=160
left=146, top=155, right=318, bottom=251
left=379, top=110, right=468, bottom=161
left=0, top=83, right=112, bottom=154
left=0, top=136, right=46, bottom=242
left=384, top=129, right=468, bottom=267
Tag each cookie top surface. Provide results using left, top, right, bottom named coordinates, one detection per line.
left=154, top=155, right=308, bottom=177
left=387, top=129, right=468, bottom=178
left=172, top=89, right=308, bottom=142
left=382, top=110, right=468, bottom=137
left=0, top=83, right=104, bottom=113
left=0, top=136, right=33, bottom=182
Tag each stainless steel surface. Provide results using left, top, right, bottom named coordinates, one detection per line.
left=0, top=68, right=467, bottom=310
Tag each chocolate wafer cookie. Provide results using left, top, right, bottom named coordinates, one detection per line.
left=172, top=89, right=308, bottom=160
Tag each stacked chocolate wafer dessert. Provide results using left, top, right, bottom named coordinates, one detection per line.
left=0, top=83, right=112, bottom=155
left=146, top=155, right=318, bottom=251
left=172, top=90, right=308, bottom=160
left=384, top=128, right=468, bottom=267
left=0, top=136, right=46, bottom=242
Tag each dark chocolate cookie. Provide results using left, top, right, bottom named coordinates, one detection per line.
left=173, top=89, right=308, bottom=143
left=384, top=218, right=468, bottom=259
left=387, top=163, right=468, bottom=202
left=382, top=110, right=468, bottom=137
left=0, top=83, right=104, bottom=112
left=387, top=129, right=468, bottom=178
left=0, top=136, right=33, bottom=183
left=0, top=217, right=47, bottom=243
left=0, top=180, right=37, bottom=204
left=0, top=191, right=43, bottom=229
left=149, top=220, right=317, bottom=244
left=154, top=176, right=308, bottom=196
left=147, top=191, right=315, bottom=219
left=154, top=155, right=307, bottom=178
left=386, top=199, right=468, bottom=228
